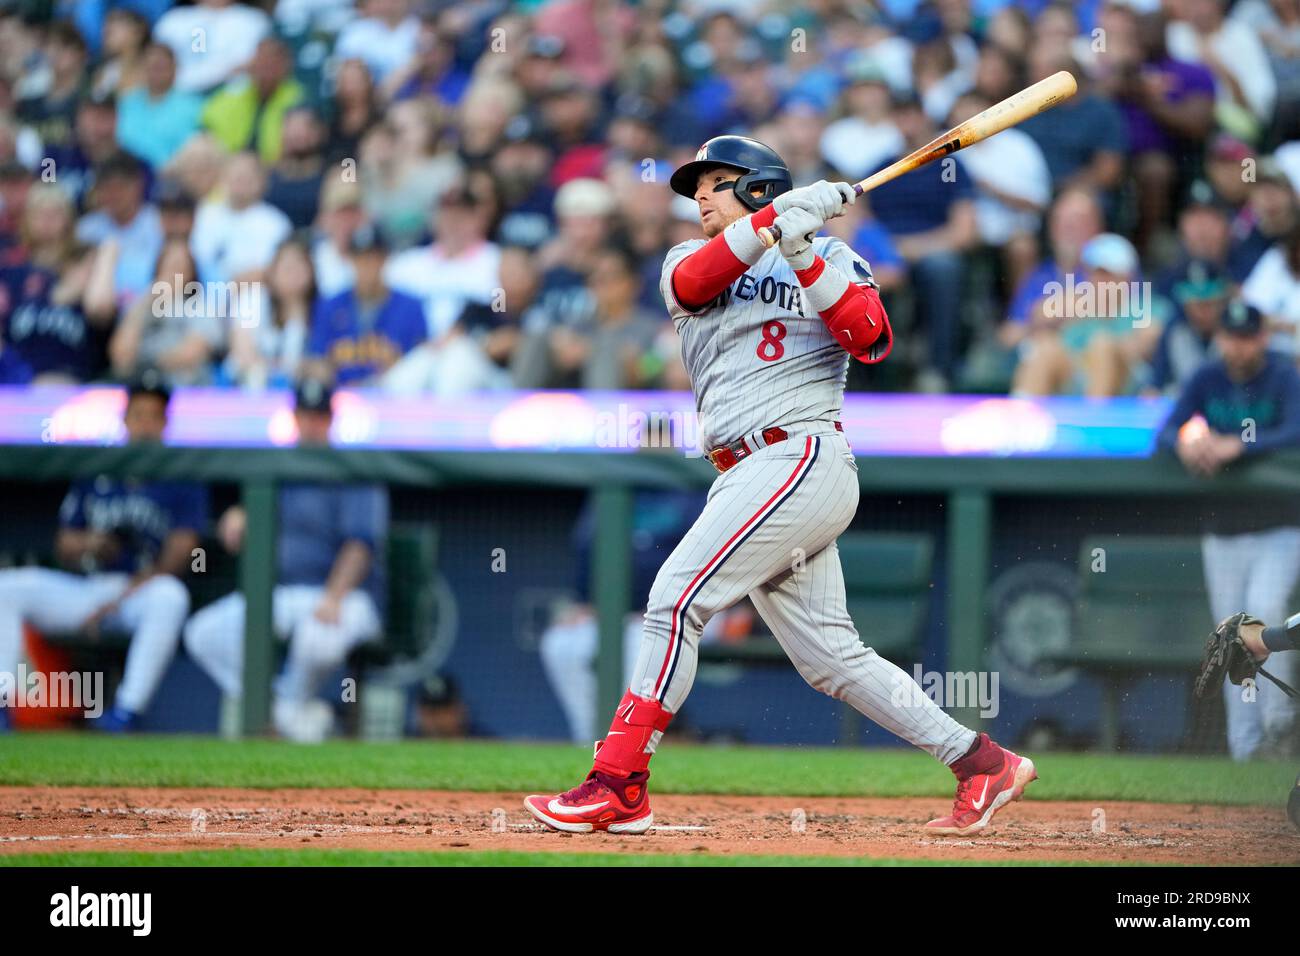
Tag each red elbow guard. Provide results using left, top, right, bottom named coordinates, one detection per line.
left=795, top=257, right=893, bottom=364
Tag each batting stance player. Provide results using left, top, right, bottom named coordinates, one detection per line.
left=526, top=136, right=1037, bottom=834
left=0, top=374, right=206, bottom=732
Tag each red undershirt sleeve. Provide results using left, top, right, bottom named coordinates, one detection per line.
left=670, top=205, right=777, bottom=313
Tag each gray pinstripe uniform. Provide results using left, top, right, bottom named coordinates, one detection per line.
left=624, top=238, right=976, bottom=764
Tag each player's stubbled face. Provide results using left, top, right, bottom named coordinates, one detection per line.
left=694, top=168, right=750, bottom=238
left=123, top=395, right=167, bottom=444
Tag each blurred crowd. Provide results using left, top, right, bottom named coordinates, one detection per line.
left=0, top=0, right=1295, bottom=397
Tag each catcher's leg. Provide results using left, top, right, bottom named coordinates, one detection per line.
left=1203, top=532, right=1261, bottom=760
left=1242, top=528, right=1300, bottom=748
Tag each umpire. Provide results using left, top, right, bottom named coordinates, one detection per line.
left=1159, top=300, right=1300, bottom=759
left=183, top=378, right=389, bottom=742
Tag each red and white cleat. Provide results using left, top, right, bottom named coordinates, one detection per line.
left=524, top=770, right=653, bottom=834
left=925, top=733, right=1037, bottom=836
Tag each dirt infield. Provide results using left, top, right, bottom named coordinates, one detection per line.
left=1, top=787, right=1297, bottom=864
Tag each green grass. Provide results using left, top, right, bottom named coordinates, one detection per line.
left=0, top=849, right=1125, bottom=867
left=0, top=732, right=1293, bottom=806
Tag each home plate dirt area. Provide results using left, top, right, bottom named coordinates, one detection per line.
left=1, top=787, right=1296, bottom=864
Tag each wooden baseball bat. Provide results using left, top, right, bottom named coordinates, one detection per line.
left=757, top=70, right=1078, bottom=247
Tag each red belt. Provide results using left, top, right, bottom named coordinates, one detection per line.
left=707, top=422, right=843, bottom=474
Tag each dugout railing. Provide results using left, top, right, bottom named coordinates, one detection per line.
left=2, top=443, right=1299, bottom=737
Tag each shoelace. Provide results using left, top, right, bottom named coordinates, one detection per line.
left=560, top=774, right=609, bottom=805
left=951, top=775, right=972, bottom=811
left=951, top=775, right=977, bottom=812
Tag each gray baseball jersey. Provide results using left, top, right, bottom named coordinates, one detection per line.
left=660, top=237, right=877, bottom=450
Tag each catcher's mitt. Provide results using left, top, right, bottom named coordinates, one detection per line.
left=1194, top=612, right=1267, bottom=699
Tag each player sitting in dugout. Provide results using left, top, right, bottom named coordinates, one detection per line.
left=0, top=371, right=207, bottom=732
left=183, top=378, right=389, bottom=743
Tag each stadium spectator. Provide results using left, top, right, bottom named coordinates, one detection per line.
left=490, top=117, right=555, bottom=251
left=1204, top=132, right=1255, bottom=216
left=1003, top=187, right=1106, bottom=345
left=1158, top=181, right=1234, bottom=296
left=866, top=92, right=978, bottom=389
left=1018, top=48, right=1127, bottom=201
left=1089, top=4, right=1216, bottom=255
left=533, top=0, right=635, bottom=89
left=0, top=183, right=97, bottom=383
left=311, top=177, right=363, bottom=298
left=1242, top=221, right=1300, bottom=355
left=333, top=0, right=420, bottom=87
left=358, top=100, right=462, bottom=251
left=190, top=151, right=292, bottom=286
left=575, top=246, right=664, bottom=390
left=1013, top=232, right=1151, bottom=398
left=115, top=41, right=203, bottom=171
left=1146, top=259, right=1231, bottom=395
left=154, top=177, right=196, bottom=243
left=453, top=244, right=531, bottom=378
left=184, top=377, right=388, bottom=744
left=108, top=237, right=223, bottom=386
left=985, top=5, right=1032, bottom=60
left=389, top=17, right=470, bottom=107
left=324, top=57, right=381, bottom=168
left=16, top=20, right=89, bottom=157
left=385, top=186, right=500, bottom=344
left=1231, top=0, right=1300, bottom=137
left=513, top=178, right=615, bottom=387
left=153, top=0, right=271, bottom=95
left=76, top=151, right=163, bottom=309
left=0, top=373, right=206, bottom=733
left=162, top=132, right=226, bottom=208
left=44, top=92, right=121, bottom=212
left=1166, top=0, right=1277, bottom=141
left=225, top=236, right=315, bottom=389
left=266, top=106, right=328, bottom=231
left=307, top=224, right=425, bottom=386
left=969, top=41, right=1024, bottom=105
left=1158, top=300, right=1300, bottom=760
left=1231, top=157, right=1300, bottom=281
left=200, top=35, right=304, bottom=165
left=91, top=7, right=151, bottom=98
left=58, top=1, right=170, bottom=59
left=819, top=55, right=904, bottom=183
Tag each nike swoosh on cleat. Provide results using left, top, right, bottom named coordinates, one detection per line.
left=970, top=778, right=991, bottom=810
left=549, top=798, right=609, bottom=815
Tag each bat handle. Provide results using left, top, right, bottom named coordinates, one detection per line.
left=757, top=183, right=865, bottom=248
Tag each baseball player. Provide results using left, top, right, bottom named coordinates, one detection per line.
left=1159, top=300, right=1300, bottom=759
left=1196, top=611, right=1300, bottom=826
left=525, top=136, right=1037, bottom=835
left=183, top=378, right=388, bottom=743
left=0, top=373, right=206, bottom=732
